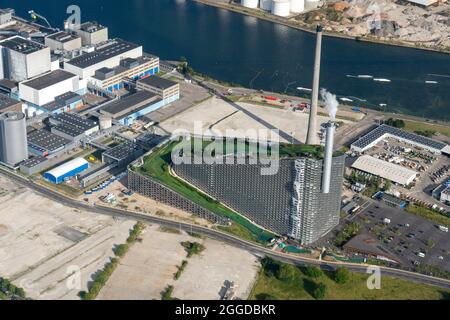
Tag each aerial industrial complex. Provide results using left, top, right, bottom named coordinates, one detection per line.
left=0, top=8, right=180, bottom=189
left=0, top=5, right=449, bottom=301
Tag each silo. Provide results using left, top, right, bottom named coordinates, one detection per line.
left=271, top=0, right=290, bottom=17
left=241, top=0, right=259, bottom=9
left=0, top=112, right=28, bottom=166
left=290, top=0, right=305, bottom=13
left=260, top=0, right=272, bottom=11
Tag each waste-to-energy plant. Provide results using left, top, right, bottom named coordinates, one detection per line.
left=129, top=25, right=344, bottom=245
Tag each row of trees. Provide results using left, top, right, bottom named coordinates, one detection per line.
left=0, top=277, right=26, bottom=300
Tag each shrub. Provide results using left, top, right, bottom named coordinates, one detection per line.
left=276, top=264, right=297, bottom=281
left=334, top=267, right=350, bottom=284
left=313, top=283, right=327, bottom=300
left=303, top=266, right=322, bottom=278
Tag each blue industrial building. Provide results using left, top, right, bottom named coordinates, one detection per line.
left=44, top=157, right=89, bottom=184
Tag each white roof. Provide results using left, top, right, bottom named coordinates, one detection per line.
left=352, top=155, right=417, bottom=186
left=45, top=157, right=88, bottom=179
left=407, top=0, right=438, bottom=6
left=442, top=145, right=450, bottom=156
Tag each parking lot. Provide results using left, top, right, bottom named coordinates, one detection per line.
left=354, top=201, right=450, bottom=272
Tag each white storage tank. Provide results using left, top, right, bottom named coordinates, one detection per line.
left=272, top=0, right=291, bottom=17
left=260, top=0, right=273, bottom=10
left=241, top=0, right=259, bottom=9
left=290, top=0, right=305, bottom=13
left=0, top=112, right=28, bottom=166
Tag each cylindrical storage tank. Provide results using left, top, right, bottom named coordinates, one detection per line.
left=290, top=0, right=305, bottom=13
left=260, top=0, right=272, bottom=11
left=99, top=115, right=112, bottom=130
left=241, top=0, right=259, bottom=9
left=272, top=0, right=290, bottom=17
left=0, top=112, right=28, bottom=166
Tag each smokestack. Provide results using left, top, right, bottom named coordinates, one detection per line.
left=306, top=25, right=323, bottom=145
left=322, top=121, right=335, bottom=194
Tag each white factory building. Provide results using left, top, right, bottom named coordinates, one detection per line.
left=351, top=124, right=450, bottom=156
left=64, top=39, right=143, bottom=79
left=351, top=155, right=418, bottom=186
left=19, top=69, right=86, bottom=107
left=0, top=36, right=51, bottom=82
left=243, top=0, right=308, bottom=16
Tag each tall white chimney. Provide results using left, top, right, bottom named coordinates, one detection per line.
left=322, top=121, right=335, bottom=194
left=306, top=25, right=323, bottom=145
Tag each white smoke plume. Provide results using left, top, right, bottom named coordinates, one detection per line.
left=320, top=88, right=339, bottom=120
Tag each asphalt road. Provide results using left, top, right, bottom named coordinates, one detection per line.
left=1, top=167, right=450, bottom=291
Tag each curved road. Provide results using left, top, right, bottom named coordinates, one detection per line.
left=1, top=167, right=450, bottom=291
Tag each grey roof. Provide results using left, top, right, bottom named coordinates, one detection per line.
left=0, top=36, right=46, bottom=54
left=100, top=91, right=157, bottom=117
left=0, top=79, right=18, bottom=90
left=92, top=56, right=156, bottom=81
left=52, top=124, right=85, bottom=138
left=27, top=129, right=70, bottom=152
left=352, top=124, right=447, bottom=151
left=21, top=156, right=48, bottom=168
left=79, top=21, right=106, bottom=33
left=0, top=94, right=20, bottom=111
left=66, top=39, right=140, bottom=69
left=138, top=76, right=177, bottom=90
left=51, top=112, right=97, bottom=132
left=103, top=142, right=142, bottom=161
left=21, top=70, right=77, bottom=91
left=46, top=31, right=80, bottom=43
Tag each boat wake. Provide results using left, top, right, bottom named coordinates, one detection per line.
left=340, top=97, right=354, bottom=102
left=428, top=73, right=450, bottom=78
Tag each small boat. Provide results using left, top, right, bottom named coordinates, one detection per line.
left=373, top=78, right=391, bottom=82
left=425, top=81, right=438, bottom=84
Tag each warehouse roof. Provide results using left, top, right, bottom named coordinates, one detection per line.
left=52, top=124, right=86, bottom=138
left=46, top=31, right=80, bottom=43
left=0, top=36, right=46, bottom=54
left=21, top=70, right=77, bottom=90
left=0, top=94, right=20, bottom=111
left=66, top=39, right=140, bottom=69
left=352, top=124, right=447, bottom=152
left=45, top=157, right=88, bottom=180
left=41, top=92, right=82, bottom=112
left=100, top=91, right=158, bottom=117
left=79, top=21, right=106, bottom=33
left=103, top=142, right=142, bottom=162
left=351, top=155, right=417, bottom=186
left=138, top=75, right=177, bottom=90
left=27, top=129, right=70, bottom=152
left=21, top=156, right=48, bottom=169
left=51, top=112, right=98, bottom=132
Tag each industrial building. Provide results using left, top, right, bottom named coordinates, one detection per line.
left=351, top=124, right=450, bottom=156
left=40, top=91, right=83, bottom=114
left=0, top=8, right=15, bottom=28
left=19, top=155, right=49, bottom=175
left=136, top=76, right=180, bottom=104
left=72, top=21, right=108, bottom=46
left=102, top=141, right=143, bottom=167
left=49, top=113, right=99, bottom=141
left=27, top=129, right=70, bottom=156
left=44, top=31, right=82, bottom=52
left=432, top=180, right=450, bottom=205
left=19, top=69, right=86, bottom=108
left=88, top=55, right=159, bottom=93
left=172, top=149, right=345, bottom=244
left=0, top=111, right=28, bottom=166
left=0, top=36, right=51, bottom=82
left=44, top=157, right=89, bottom=184
left=99, top=91, right=163, bottom=126
left=351, top=155, right=417, bottom=186
left=0, top=78, right=19, bottom=99
left=0, top=93, right=22, bottom=113
left=64, top=39, right=142, bottom=79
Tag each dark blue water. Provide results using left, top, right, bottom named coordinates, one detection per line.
left=4, top=0, right=450, bottom=119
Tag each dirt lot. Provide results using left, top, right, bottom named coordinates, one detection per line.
left=97, top=224, right=260, bottom=300
left=0, top=175, right=135, bottom=300
left=157, top=96, right=350, bottom=144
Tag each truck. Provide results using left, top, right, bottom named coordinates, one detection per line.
left=383, top=218, right=391, bottom=225
left=438, top=225, right=449, bottom=232
left=417, top=252, right=426, bottom=258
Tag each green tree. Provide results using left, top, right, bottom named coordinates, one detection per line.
left=334, top=267, right=350, bottom=284
left=383, top=180, right=392, bottom=192
left=276, top=264, right=297, bottom=281
left=303, top=266, right=322, bottom=278
left=313, top=283, right=327, bottom=300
